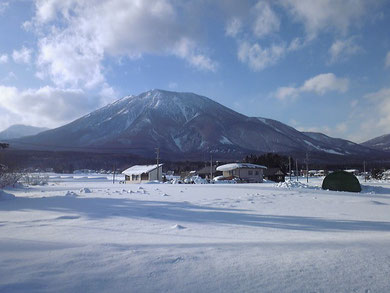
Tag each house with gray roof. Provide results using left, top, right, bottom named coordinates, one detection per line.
left=216, top=163, right=267, bottom=183
left=122, top=164, right=163, bottom=183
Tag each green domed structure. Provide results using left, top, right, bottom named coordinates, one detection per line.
left=322, top=171, right=361, bottom=193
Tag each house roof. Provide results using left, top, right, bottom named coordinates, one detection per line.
left=122, top=164, right=163, bottom=176
left=344, top=169, right=358, bottom=173
left=216, top=163, right=267, bottom=172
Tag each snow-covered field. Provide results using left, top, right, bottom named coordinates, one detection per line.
left=1, top=174, right=390, bottom=292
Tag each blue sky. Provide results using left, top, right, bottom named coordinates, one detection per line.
left=1, top=0, right=390, bottom=142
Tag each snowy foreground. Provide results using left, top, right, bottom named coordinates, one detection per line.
left=1, top=175, right=390, bottom=292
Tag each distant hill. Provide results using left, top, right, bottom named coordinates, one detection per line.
left=361, top=133, right=390, bottom=152
left=303, top=132, right=374, bottom=156
left=9, top=89, right=385, bottom=161
left=0, top=124, right=49, bottom=140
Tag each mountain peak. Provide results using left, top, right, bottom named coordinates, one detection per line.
left=10, top=90, right=383, bottom=161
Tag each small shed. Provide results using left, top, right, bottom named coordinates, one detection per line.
left=322, top=171, right=361, bottom=192
left=216, top=163, right=267, bottom=183
left=122, top=164, right=163, bottom=183
left=264, top=168, right=285, bottom=182
left=197, top=165, right=222, bottom=179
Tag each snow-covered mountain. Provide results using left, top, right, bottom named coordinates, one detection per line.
left=10, top=89, right=383, bottom=160
left=303, top=132, right=374, bottom=156
left=361, top=134, right=390, bottom=152
left=0, top=124, right=49, bottom=140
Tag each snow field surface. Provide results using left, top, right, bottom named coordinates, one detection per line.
left=1, top=174, right=390, bottom=292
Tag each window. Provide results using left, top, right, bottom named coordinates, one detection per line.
left=255, top=171, right=259, bottom=175
left=248, top=170, right=253, bottom=175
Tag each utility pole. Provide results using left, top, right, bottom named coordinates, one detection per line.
left=305, top=152, right=309, bottom=183
left=295, top=159, right=299, bottom=181
left=363, top=160, right=366, bottom=182
left=289, top=156, right=292, bottom=181
left=210, top=154, right=213, bottom=183
left=112, top=163, right=116, bottom=184
left=0, top=143, right=9, bottom=173
left=156, top=147, right=160, bottom=181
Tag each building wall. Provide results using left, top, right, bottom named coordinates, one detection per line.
left=148, top=166, right=163, bottom=181
left=222, top=168, right=264, bottom=183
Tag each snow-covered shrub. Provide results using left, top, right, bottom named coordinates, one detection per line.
left=0, top=165, right=23, bottom=188
left=21, top=174, right=49, bottom=186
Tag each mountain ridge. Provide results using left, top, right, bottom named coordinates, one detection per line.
left=0, top=124, right=49, bottom=140
left=361, top=133, right=390, bottom=152
left=7, top=89, right=386, bottom=161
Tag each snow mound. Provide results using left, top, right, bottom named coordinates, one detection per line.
left=65, top=191, right=78, bottom=197
left=161, top=193, right=169, bottom=197
left=193, top=176, right=208, bottom=184
left=0, top=190, right=15, bottom=200
left=171, top=179, right=183, bottom=184
left=361, top=185, right=390, bottom=195
left=275, top=180, right=316, bottom=189
left=79, top=187, right=92, bottom=193
left=144, top=180, right=162, bottom=184
left=171, top=224, right=186, bottom=230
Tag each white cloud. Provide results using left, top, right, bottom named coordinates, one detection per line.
left=310, top=88, right=390, bottom=142
left=173, top=38, right=217, bottom=72
left=288, top=38, right=306, bottom=51
left=296, top=122, right=349, bottom=139
left=0, top=2, right=9, bottom=15
left=329, top=38, right=362, bottom=63
left=224, top=1, right=383, bottom=71
left=276, top=73, right=349, bottom=100
left=37, top=34, right=104, bottom=88
left=225, top=1, right=308, bottom=71
left=225, top=18, right=242, bottom=37
left=1, top=72, right=16, bottom=83
left=301, top=73, right=349, bottom=95
left=238, top=41, right=285, bottom=71
left=12, top=47, right=33, bottom=64
left=385, top=51, right=390, bottom=68
left=0, top=85, right=106, bottom=128
left=281, top=0, right=371, bottom=38
left=364, top=88, right=390, bottom=132
left=30, top=0, right=217, bottom=88
left=275, top=86, right=299, bottom=101
left=252, top=1, right=280, bottom=38
left=0, top=54, right=8, bottom=64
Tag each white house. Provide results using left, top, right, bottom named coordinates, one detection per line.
left=216, top=163, right=267, bottom=183
left=122, top=164, right=163, bottom=183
